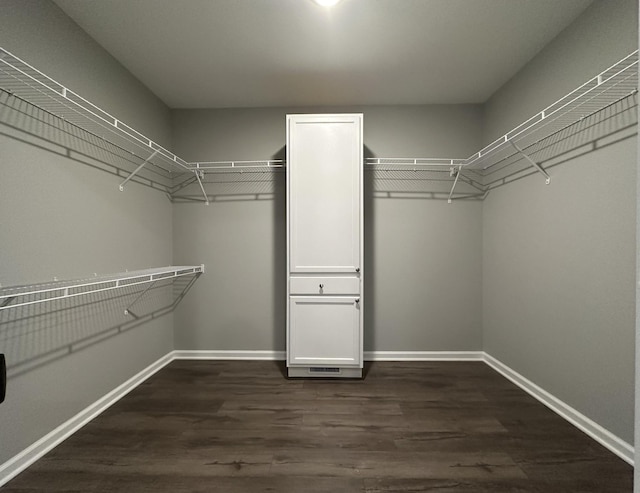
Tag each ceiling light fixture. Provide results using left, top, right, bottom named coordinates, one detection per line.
left=313, top=0, right=341, bottom=7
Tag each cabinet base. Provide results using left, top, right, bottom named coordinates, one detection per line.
left=287, top=366, right=363, bottom=379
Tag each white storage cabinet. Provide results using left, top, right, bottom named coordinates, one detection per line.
left=286, top=114, right=364, bottom=378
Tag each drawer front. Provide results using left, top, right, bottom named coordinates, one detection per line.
left=290, top=277, right=360, bottom=295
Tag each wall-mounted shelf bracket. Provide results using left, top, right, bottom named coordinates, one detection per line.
left=119, top=149, right=160, bottom=191
left=448, top=165, right=464, bottom=204
left=1, top=297, right=15, bottom=308
left=194, top=169, right=209, bottom=205
left=123, top=279, right=157, bottom=318
left=508, top=140, right=550, bottom=184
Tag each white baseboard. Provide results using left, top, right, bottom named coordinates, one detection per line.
left=172, top=350, right=286, bottom=360
left=365, top=350, right=484, bottom=361
left=1, top=349, right=632, bottom=488
left=171, top=350, right=484, bottom=362
left=483, top=352, right=634, bottom=466
left=0, top=352, right=174, bottom=488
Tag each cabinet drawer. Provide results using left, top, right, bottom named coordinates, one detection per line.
left=290, top=277, right=360, bottom=295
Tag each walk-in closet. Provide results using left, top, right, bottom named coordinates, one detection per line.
left=0, top=0, right=638, bottom=491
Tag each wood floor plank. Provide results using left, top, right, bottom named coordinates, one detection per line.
left=1, top=360, right=632, bottom=492
left=270, top=450, right=526, bottom=479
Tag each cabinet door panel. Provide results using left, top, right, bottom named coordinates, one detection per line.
left=288, top=297, right=361, bottom=367
left=288, top=115, right=361, bottom=273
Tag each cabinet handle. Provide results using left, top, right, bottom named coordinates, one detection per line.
left=319, top=284, right=324, bottom=289
left=355, top=268, right=360, bottom=273
left=355, top=298, right=360, bottom=304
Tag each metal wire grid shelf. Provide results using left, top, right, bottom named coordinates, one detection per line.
left=465, top=50, right=638, bottom=172
left=367, top=50, right=638, bottom=198
left=0, top=45, right=637, bottom=200
left=365, top=158, right=466, bottom=169
left=0, top=266, right=204, bottom=312
left=193, top=160, right=285, bottom=173
left=0, top=48, right=193, bottom=179
left=0, top=47, right=281, bottom=199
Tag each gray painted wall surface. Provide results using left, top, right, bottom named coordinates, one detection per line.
left=171, top=105, right=484, bottom=352
left=0, top=0, right=174, bottom=464
left=0, top=0, right=171, bottom=147
left=0, top=0, right=636, bottom=469
left=483, top=0, right=638, bottom=144
left=635, top=45, right=640, bottom=488
left=482, top=0, right=638, bottom=443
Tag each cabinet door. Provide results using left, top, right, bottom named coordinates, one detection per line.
left=288, top=115, right=362, bottom=273
left=288, top=297, right=361, bottom=367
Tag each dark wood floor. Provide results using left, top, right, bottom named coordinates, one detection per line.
left=2, top=361, right=633, bottom=492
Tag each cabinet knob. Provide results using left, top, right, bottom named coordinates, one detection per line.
left=355, top=298, right=360, bottom=304
left=355, top=268, right=360, bottom=273
left=319, top=284, right=324, bottom=289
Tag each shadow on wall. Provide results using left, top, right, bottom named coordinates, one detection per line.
left=272, top=145, right=287, bottom=353
left=165, top=92, right=639, bottom=203
left=0, top=90, right=178, bottom=194
left=368, top=92, right=638, bottom=201
left=1, top=87, right=637, bottom=205
left=363, top=145, right=376, bottom=353
left=482, top=92, right=638, bottom=191
left=0, top=274, right=199, bottom=379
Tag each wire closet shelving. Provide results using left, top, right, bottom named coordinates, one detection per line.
left=0, top=53, right=211, bottom=339
left=0, top=47, right=280, bottom=204
left=0, top=266, right=204, bottom=312
left=366, top=50, right=639, bottom=201
left=0, top=48, right=191, bottom=179
left=0, top=46, right=638, bottom=203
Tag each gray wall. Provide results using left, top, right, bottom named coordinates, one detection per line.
left=0, top=0, right=171, bottom=147
left=171, top=105, right=484, bottom=352
left=483, top=0, right=638, bottom=144
left=635, top=42, right=640, bottom=486
left=1, top=0, right=635, bottom=470
left=482, top=0, right=638, bottom=443
left=0, top=0, right=174, bottom=464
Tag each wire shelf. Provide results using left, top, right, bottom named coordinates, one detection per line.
left=0, top=45, right=636, bottom=201
left=365, top=157, right=466, bottom=170
left=193, top=160, right=285, bottom=173
left=0, top=266, right=204, bottom=311
left=464, top=50, right=638, bottom=171
left=0, top=47, right=193, bottom=176
left=367, top=50, right=638, bottom=197
left=0, top=46, right=287, bottom=202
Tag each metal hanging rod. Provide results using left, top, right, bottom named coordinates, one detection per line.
left=0, top=265, right=204, bottom=312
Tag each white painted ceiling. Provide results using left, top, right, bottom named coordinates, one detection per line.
left=53, top=0, right=594, bottom=109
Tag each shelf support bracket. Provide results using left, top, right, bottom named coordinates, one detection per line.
left=124, top=280, right=157, bottom=318
left=119, top=149, right=160, bottom=191
left=508, top=140, right=550, bottom=184
left=1, top=297, right=15, bottom=308
left=448, top=165, right=463, bottom=204
left=194, top=170, right=210, bottom=205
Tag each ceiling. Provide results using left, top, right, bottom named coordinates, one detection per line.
left=53, top=0, right=594, bottom=109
